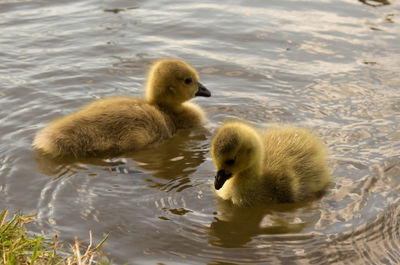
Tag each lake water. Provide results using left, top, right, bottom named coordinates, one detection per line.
left=1, top=0, right=400, bottom=264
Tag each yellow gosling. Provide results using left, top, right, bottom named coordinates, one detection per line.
left=211, top=121, right=331, bottom=206
left=33, top=58, right=211, bottom=158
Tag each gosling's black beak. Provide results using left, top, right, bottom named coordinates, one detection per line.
left=214, top=169, right=232, bottom=190
left=195, top=82, right=211, bottom=97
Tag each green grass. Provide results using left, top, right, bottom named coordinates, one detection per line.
left=0, top=209, right=111, bottom=265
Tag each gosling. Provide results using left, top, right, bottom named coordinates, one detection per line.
left=211, top=122, right=331, bottom=206
left=33, top=58, right=211, bottom=158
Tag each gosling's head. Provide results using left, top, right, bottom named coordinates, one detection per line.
left=145, top=58, right=211, bottom=106
left=211, top=122, right=263, bottom=190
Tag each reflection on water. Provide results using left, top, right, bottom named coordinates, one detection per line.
left=1, top=0, right=400, bottom=264
left=129, top=128, right=209, bottom=191
left=209, top=200, right=312, bottom=248
left=35, top=128, right=210, bottom=193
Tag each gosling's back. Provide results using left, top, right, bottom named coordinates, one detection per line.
left=33, top=97, right=175, bottom=157
left=261, top=127, right=331, bottom=202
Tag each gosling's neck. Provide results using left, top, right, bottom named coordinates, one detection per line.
left=148, top=98, right=204, bottom=129
left=241, top=131, right=265, bottom=179
left=145, top=86, right=184, bottom=108
left=235, top=135, right=265, bottom=190
left=147, top=99, right=187, bottom=117
left=237, top=153, right=264, bottom=182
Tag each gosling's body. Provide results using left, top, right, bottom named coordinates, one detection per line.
left=33, top=59, right=211, bottom=158
left=211, top=122, right=331, bottom=206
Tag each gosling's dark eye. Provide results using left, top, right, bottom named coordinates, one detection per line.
left=225, top=159, right=235, bottom=166
left=184, top=77, right=192, bottom=85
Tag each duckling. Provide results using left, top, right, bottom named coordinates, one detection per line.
left=211, top=121, right=331, bottom=206
left=33, top=58, right=211, bottom=158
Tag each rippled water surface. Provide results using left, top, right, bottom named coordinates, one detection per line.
left=1, top=0, right=400, bottom=264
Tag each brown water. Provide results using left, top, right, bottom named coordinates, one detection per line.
left=1, top=0, right=400, bottom=264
